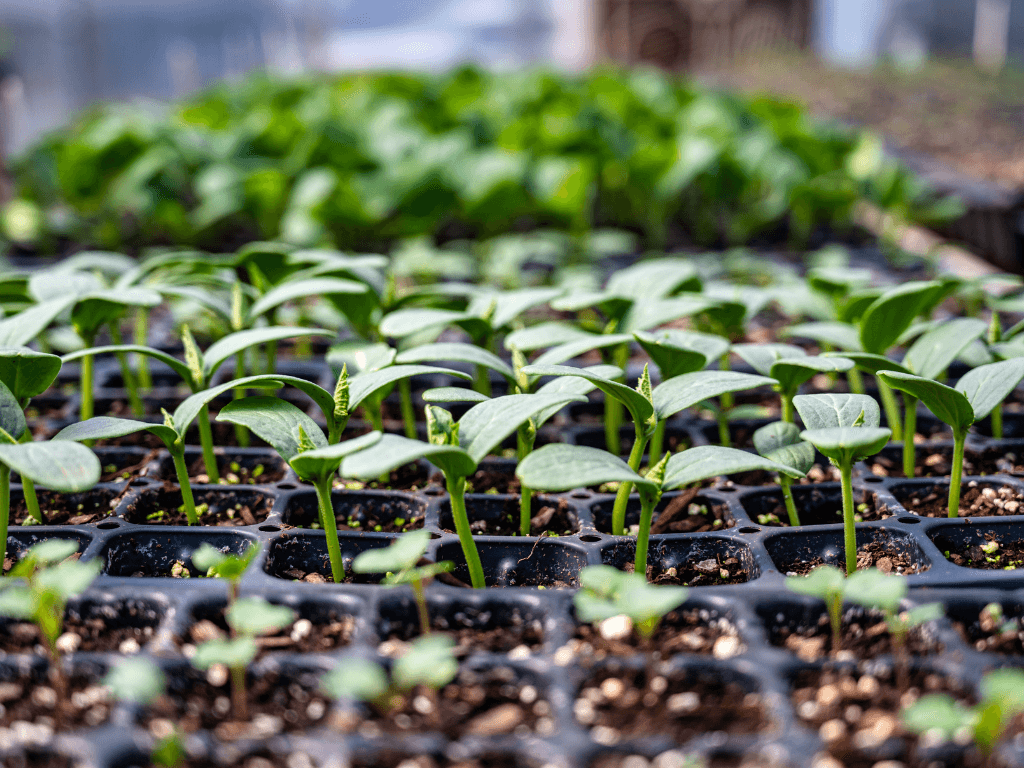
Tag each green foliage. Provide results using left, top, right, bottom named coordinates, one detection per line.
left=103, top=657, right=166, bottom=705
left=574, top=565, right=688, bottom=639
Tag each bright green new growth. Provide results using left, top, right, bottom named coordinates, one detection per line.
left=192, top=542, right=260, bottom=603
left=786, top=565, right=847, bottom=654
left=753, top=422, right=815, bottom=526
left=352, top=530, right=454, bottom=636
left=574, top=564, right=688, bottom=640
left=879, top=358, right=1024, bottom=517
left=104, top=657, right=166, bottom=706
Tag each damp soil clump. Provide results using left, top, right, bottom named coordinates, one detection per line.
left=894, top=481, right=1024, bottom=518
left=778, top=541, right=925, bottom=576
left=572, top=608, right=743, bottom=659
left=770, top=610, right=939, bottom=661
left=179, top=611, right=355, bottom=654
left=10, top=487, right=120, bottom=526
left=124, top=487, right=270, bottom=526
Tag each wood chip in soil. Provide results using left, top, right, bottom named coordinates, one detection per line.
left=573, top=608, right=743, bottom=659
left=895, top=481, right=1024, bottom=518
left=631, top=555, right=750, bottom=587
left=180, top=610, right=353, bottom=653
left=779, top=541, right=926, bottom=576
left=649, top=493, right=733, bottom=534
left=771, top=611, right=938, bottom=662
left=575, top=669, right=766, bottom=744
left=943, top=534, right=1024, bottom=570
left=0, top=673, right=111, bottom=729
left=956, top=603, right=1024, bottom=654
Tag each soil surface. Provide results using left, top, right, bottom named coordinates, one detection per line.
left=747, top=488, right=875, bottom=528
left=573, top=608, right=743, bottom=659
left=955, top=603, right=1024, bottom=654
left=350, top=755, right=518, bottom=768
left=942, top=533, right=1024, bottom=570
left=575, top=668, right=766, bottom=745
left=0, top=607, right=159, bottom=654
left=178, top=455, right=286, bottom=485
left=11, top=487, right=121, bottom=526
left=180, top=610, right=355, bottom=654
left=730, top=462, right=842, bottom=488
left=123, top=487, right=271, bottom=526
left=98, top=449, right=160, bottom=482
left=337, top=462, right=433, bottom=492
left=893, top=482, right=1024, bottom=518
left=628, top=554, right=750, bottom=587
left=769, top=611, right=938, bottom=661
left=442, top=497, right=578, bottom=537
left=0, top=672, right=111, bottom=729
left=777, top=540, right=926, bottom=576
left=382, top=615, right=544, bottom=655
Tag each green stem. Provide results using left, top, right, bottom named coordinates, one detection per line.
left=605, top=343, right=629, bottom=456
left=265, top=339, right=277, bottom=375
left=878, top=378, right=903, bottom=441
left=230, top=665, right=248, bottom=721
left=520, top=486, right=533, bottom=537
left=233, top=352, right=250, bottom=447
left=948, top=430, right=966, bottom=518
left=611, top=422, right=648, bottom=536
left=18, top=429, right=42, bottom=524
left=719, top=352, right=733, bottom=446
left=365, top=401, right=384, bottom=432
left=717, top=410, right=730, bottom=447
left=780, top=475, right=800, bottom=526
left=635, top=494, right=657, bottom=580
left=473, top=365, right=492, bottom=397
left=197, top=404, right=220, bottom=483
left=840, top=458, right=857, bottom=575
left=170, top=445, right=199, bottom=525
left=903, top=395, right=918, bottom=478
left=110, top=325, right=144, bottom=417
left=847, top=367, right=865, bottom=395
left=399, top=378, right=417, bottom=440
left=313, top=477, right=344, bottom=583
left=413, top=578, right=431, bottom=636
left=992, top=402, right=1004, bottom=439
left=0, top=464, right=9, bottom=568
left=80, top=352, right=94, bottom=422
left=827, top=595, right=842, bottom=654
left=447, top=474, right=485, bottom=588
left=133, top=309, right=151, bottom=390
left=781, top=392, right=795, bottom=423
left=648, top=419, right=666, bottom=466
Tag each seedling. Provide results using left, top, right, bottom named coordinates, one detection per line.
left=338, top=391, right=587, bottom=588
left=0, top=539, right=102, bottom=708
left=574, top=564, right=688, bottom=640
left=879, top=357, right=1024, bottom=517
left=753, top=422, right=815, bottom=526
left=216, top=396, right=382, bottom=582
left=517, top=442, right=802, bottom=579
left=794, top=393, right=891, bottom=573
left=191, top=596, right=295, bottom=721
left=732, top=344, right=854, bottom=423
left=903, top=668, right=1024, bottom=764
left=104, top=658, right=183, bottom=768
left=192, top=542, right=260, bottom=604
left=786, top=566, right=847, bottom=654
left=352, top=529, right=453, bottom=636
left=321, top=635, right=458, bottom=717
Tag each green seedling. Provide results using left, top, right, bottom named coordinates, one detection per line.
left=0, top=540, right=102, bottom=709
left=794, top=393, right=891, bottom=574
left=903, top=668, right=1024, bottom=764
left=321, top=635, right=458, bottom=718
left=215, top=397, right=382, bottom=583
left=753, top=422, right=815, bottom=526
left=574, top=564, right=688, bottom=641
left=104, top=656, right=166, bottom=705
left=517, top=442, right=802, bottom=579
left=192, top=542, right=260, bottom=604
left=338, top=391, right=587, bottom=588
left=63, top=323, right=333, bottom=481
left=732, top=344, right=854, bottom=422
left=786, top=566, right=848, bottom=654
left=879, top=358, right=1024, bottom=517
left=191, top=596, right=295, bottom=721
left=352, top=529, right=453, bottom=636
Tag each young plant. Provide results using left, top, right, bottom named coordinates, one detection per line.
left=732, top=344, right=854, bottom=422
left=63, top=324, right=333, bottom=481
left=192, top=542, right=260, bottom=604
left=339, top=392, right=588, bottom=588
left=903, top=668, right=1024, bottom=764
left=321, top=635, right=458, bottom=717
left=103, top=656, right=183, bottom=767
left=752, top=422, right=815, bottom=526
left=879, top=357, right=1024, bottom=517
left=785, top=566, right=848, bottom=654
left=215, top=396, right=382, bottom=583
left=0, top=540, right=102, bottom=707
left=517, top=443, right=803, bottom=579
left=352, top=529, right=453, bottom=636
left=574, top=564, right=688, bottom=641
left=191, top=596, right=295, bottom=721
left=794, top=393, right=891, bottom=574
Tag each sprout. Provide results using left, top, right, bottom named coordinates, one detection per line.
left=574, top=565, right=688, bottom=640
left=752, top=422, right=815, bottom=526
left=191, top=542, right=260, bottom=604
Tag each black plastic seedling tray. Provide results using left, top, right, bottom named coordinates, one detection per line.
left=12, top=360, right=1024, bottom=767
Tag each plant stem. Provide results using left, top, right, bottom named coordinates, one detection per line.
left=230, top=665, right=248, bottom=721
left=780, top=475, right=800, bottom=526
left=412, top=578, right=430, bottom=636
left=992, top=403, right=1004, bottom=439
left=827, top=594, right=842, bottom=655
left=781, top=392, right=795, bottom=423
left=847, top=367, right=865, bottom=395
left=80, top=352, right=94, bottom=423
left=365, top=400, right=384, bottom=432
left=605, top=343, right=629, bottom=456
left=948, top=429, right=967, bottom=518
left=265, top=339, right=277, bottom=375
left=18, top=430, right=42, bottom=524
left=648, top=419, right=666, bottom=467
left=903, top=395, right=918, bottom=478
left=611, top=422, right=648, bottom=536
left=635, top=493, right=657, bottom=580
left=233, top=352, right=250, bottom=447
left=519, top=486, right=533, bottom=537
left=0, top=464, right=9, bottom=567
left=446, top=474, right=485, bottom=588
left=197, top=404, right=220, bottom=483
left=133, top=308, right=151, bottom=389
left=473, top=365, right=492, bottom=397
left=719, top=353, right=733, bottom=446
left=170, top=445, right=199, bottom=525
left=878, top=378, right=903, bottom=441
left=399, top=378, right=417, bottom=440
left=840, top=458, right=857, bottom=575
left=313, top=477, right=345, bottom=583
left=110, top=325, right=144, bottom=417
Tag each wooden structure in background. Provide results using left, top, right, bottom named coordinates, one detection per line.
left=598, top=0, right=811, bottom=70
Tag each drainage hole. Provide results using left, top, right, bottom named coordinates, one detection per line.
left=259, top=525, right=281, bottom=532
left=277, top=483, right=298, bottom=490
left=571, top=491, right=590, bottom=499
left=737, top=526, right=760, bottom=534
left=897, top=516, right=921, bottom=524
left=863, top=476, right=883, bottom=483
left=97, top=521, right=120, bottom=530
left=579, top=534, right=601, bottom=542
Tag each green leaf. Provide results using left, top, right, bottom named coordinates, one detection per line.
left=770, top=355, right=854, bottom=394
left=392, top=635, right=458, bottom=691
left=380, top=308, right=475, bottom=339
left=859, top=281, right=945, bottom=354
left=353, top=529, right=431, bottom=574
left=663, top=445, right=804, bottom=489
left=104, top=658, right=165, bottom=705
left=955, top=358, right=1024, bottom=422
left=216, top=397, right=328, bottom=462
left=903, top=318, right=987, bottom=379
left=340, top=434, right=476, bottom=481
left=531, top=333, right=634, bottom=367
left=226, top=597, right=295, bottom=636
left=0, top=299, right=75, bottom=347
left=786, top=565, right=845, bottom=599
left=422, top=387, right=490, bottom=404
left=321, top=659, right=389, bottom=702
left=25, top=539, right=79, bottom=566
left=71, top=288, right=162, bottom=340
left=843, top=568, right=906, bottom=612
left=466, top=287, right=563, bottom=329
left=212, top=374, right=335, bottom=425
left=783, top=321, right=862, bottom=352
left=521, top=364, right=653, bottom=426
left=979, top=669, right=1024, bottom=712
left=0, top=441, right=100, bottom=492
left=793, top=393, right=881, bottom=429
left=799, top=427, right=892, bottom=464
left=605, top=258, right=701, bottom=300
left=192, top=542, right=259, bottom=580
left=192, top=636, right=258, bottom=670
left=61, top=345, right=193, bottom=387
left=877, top=371, right=974, bottom=432
left=653, top=370, right=775, bottom=421
left=458, top=393, right=587, bottom=464
left=36, top=558, right=102, bottom=598
left=617, top=577, right=689, bottom=626
left=532, top=365, right=620, bottom=426
left=902, top=694, right=971, bottom=740
left=54, top=416, right=178, bottom=448
left=288, top=432, right=383, bottom=480
left=395, top=342, right=515, bottom=383
left=515, top=444, right=653, bottom=493
left=0, top=379, right=26, bottom=440
left=203, top=326, right=334, bottom=379
left=732, top=343, right=806, bottom=376
left=349, top=365, right=472, bottom=411
left=903, top=602, right=944, bottom=626
left=503, top=322, right=593, bottom=352
left=0, top=347, right=61, bottom=401
left=753, top=422, right=815, bottom=474
left=622, top=296, right=715, bottom=333
left=327, top=342, right=396, bottom=374
left=837, top=352, right=911, bottom=377
left=633, top=331, right=715, bottom=380
left=248, top=277, right=367, bottom=320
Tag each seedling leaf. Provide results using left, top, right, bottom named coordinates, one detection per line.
left=793, top=394, right=881, bottom=429
left=516, top=444, right=652, bottom=493
left=663, top=445, right=804, bottom=489
left=653, top=370, right=776, bottom=421
left=955, top=358, right=1024, bottom=422
left=0, top=440, right=101, bottom=492
left=877, top=371, right=974, bottom=432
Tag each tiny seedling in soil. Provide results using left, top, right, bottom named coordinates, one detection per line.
left=903, top=668, right=1024, bottom=765
left=752, top=421, right=815, bottom=526
left=0, top=539, right=101, bottom=712
left=192, top=541, right=260, bottom=604
left=573, top=564, right=688, bottom=641
left=191, top=596, right=295, bottom=721
left=352, top=529, right=453, bottom=636
left=104, top=657, right=183, bottom=768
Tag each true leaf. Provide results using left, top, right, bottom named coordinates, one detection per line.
left=216, top=397, right=328, bottom=461
left=663, top=445, right=804, bottom=489
left=793, top=393, right=881, bottom=429
left=287, top=432, right=383, bottom=480
left=515, top=444, right=653, bottom=493
left=877, top=372, right=973, bottom=432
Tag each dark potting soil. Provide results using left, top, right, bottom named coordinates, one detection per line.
left=464, top=469, right=520, bottom=495
left=572, top=608, right=743, bottom=659
left=3, top=550, right=81, bottom=576
left=183, top=455, right=286, bottom=485
left=123, top=487, right=271, bottom=526
left=628, top=555, right=750, bottom=587
left=442, top=498, right=578, bottom=537
left=383, top=616, right=545, bottom=654
left=729, top=462, right=842, bottom=488
left=0, top=672, right=111, bottom=729
left=747, top=489, right=876, bottom=528
left=955, top=603, right=1024, bottom=654
left=0, top=609, right=159, bottom=654
left=894, top=482, right=1024, bottom=518
left=338, top=462, right=433, bottom=492
left=333, top=670, right=549, bottom=739
left=942, top=534, right=1024, bottom=570
left=1, top=754, right=74, bottom=768
left=575, top=668, right=766, bottom=745
left=769, top=611, right=939, bottom=662
left=350, top=754, right=518, bottom=768
left=650, top=494, right=732, bottom=535
left=778, top=541, right=925, bottom=576
left=99, top=449, right=160, bottom=483
left=180, top=612, right=355, bottom=654
left=10, top=487, right=121, bottom=526
left=868, top=446, right=962, bottom=478
left=790, top=668, right=976, bottom=768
